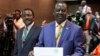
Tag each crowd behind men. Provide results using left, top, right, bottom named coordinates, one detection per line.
left=0, top=0, right=100, bottom=56
left=70, top=0, right=100, bottom=55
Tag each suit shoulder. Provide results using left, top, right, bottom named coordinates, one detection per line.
left=17, top=27, right=24, bottom=33
left=34, top=24, right=41, bottom=31
left=70, top=22, right=81, bottom=29
left=42, top=21, right=54, bottom=28
left=35, top=25, right=41, bottom=29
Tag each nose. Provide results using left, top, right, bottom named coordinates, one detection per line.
left=59, top=10, right=62, bottom=14
left=59, top=10, right=63, bottom=15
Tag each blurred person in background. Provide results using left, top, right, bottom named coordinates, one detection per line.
left=78, top=0, right=91, bottom=17
left=83, top=10, right=95, bottom=54
left=71, top=11, right=84, bottom=28
left=13, top=10, right=25, bottom=36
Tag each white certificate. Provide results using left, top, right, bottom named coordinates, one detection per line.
left=34, top=47, right=63, bottom=56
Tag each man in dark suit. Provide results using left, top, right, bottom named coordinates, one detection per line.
left=35, top=2, right=85, bottom=56
left=13, top=8, right=41, bottom=56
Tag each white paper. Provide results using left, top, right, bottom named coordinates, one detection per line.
left=34, top=47, right=63, bottom=56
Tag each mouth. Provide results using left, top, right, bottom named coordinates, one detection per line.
left=57, top=15, right=63, bottom=19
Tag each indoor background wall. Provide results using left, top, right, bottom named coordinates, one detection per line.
left=0, top=0, right=55, bottom=26
left=0, top=0, right=100, bottom=25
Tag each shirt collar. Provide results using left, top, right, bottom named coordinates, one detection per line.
left=55, top=20, right=66, bottom=27
left=25, top=22, right=34, bottom=30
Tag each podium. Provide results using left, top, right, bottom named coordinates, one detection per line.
left=34, top=47, right=63, bottom=56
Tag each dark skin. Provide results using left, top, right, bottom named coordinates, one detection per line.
left=53, top=2, right=67, bottom=24
left=81, top=1, right=86, bottom=7
left=14, top=11, right=21, bottom=20
left=13, top=10, right=21, bottom=29
left=22, top=10, right=34, bottom=27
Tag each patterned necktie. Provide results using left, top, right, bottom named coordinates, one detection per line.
left=56, top=25, right=62, bottom=46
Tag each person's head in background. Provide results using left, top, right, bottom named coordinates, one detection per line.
left=21, top=8, right=34, bottom=27
left=95, top=11, right=100, bottom=20
left=95, top=14, right=100, bottom=22
left=95, top=11, right=99, bottom=15
left=76, top=10, right=81, bottom=18
left=14, top=10, right=21, bottom=20
left=81, top=0, right=86, bottom=7
left=53, top=2, right=67, bottom=24
left=86, top=9, right=92, bottom=14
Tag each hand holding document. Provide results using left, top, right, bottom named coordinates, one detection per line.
left=34, top=47, right=63, bottom=56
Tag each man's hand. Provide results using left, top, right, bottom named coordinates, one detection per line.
left=28, top=51, right=34, bottom=56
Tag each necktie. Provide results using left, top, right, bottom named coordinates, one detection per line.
left=56, top=25, right=62, bottom=46
left=22, top=28, right=28, bottom=43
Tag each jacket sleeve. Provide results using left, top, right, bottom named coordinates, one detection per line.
left=35, top=27, right=44, bottom=47
left=13, top=31, right=18, bottom=56
left=72, top=27, right=86, bottom=56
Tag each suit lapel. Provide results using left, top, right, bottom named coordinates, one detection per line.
left=23, top=25, right=36, bottom=47
left=58, top=21, right=72, bottom=47
left=50, top=22, right=56, bottom=46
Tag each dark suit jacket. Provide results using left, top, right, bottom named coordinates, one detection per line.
left=36, top=20, right=85, bottom=56
left=13, top=24, right=41, bottom=56
left=83, top=14, right=95, bottom=31
left=93, top=21, right=100, bottom=35
left=89, top=21, right=100, bottom=53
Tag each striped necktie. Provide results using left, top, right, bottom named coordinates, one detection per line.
left=56, top=25, right=62, bottom=46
